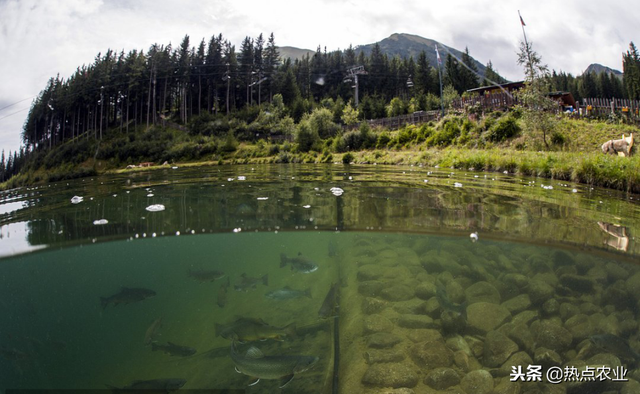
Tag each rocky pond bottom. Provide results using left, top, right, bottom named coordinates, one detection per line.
left=336, top=233, right=640, bottom=394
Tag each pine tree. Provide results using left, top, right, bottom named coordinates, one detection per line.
left=623, top=42, right=640, bottom=100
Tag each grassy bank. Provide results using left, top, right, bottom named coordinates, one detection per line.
left=2, top=112, right=639, bottom=194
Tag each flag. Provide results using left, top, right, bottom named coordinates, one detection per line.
left=435, top=45, right=441, bottom=66
left=519, top=13, right=526, bottom=26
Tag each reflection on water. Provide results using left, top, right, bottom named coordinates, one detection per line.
left=1, top=164, right=640, bottom=392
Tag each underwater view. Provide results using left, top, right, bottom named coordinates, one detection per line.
left=1, top=164, right=639, bottom=394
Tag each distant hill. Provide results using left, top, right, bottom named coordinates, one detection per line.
left=277, top=46, right=315, bottom=61
left=278, top=33, right=487, bottom=79
left=355, top=33, right=487, bottom=79
left=584, top=63, right=623, bottom=78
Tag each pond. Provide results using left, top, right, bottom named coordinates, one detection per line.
left=0, top=164, right=639, bottom=393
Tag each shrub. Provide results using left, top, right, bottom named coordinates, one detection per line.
left=486, top=116, right=521, bottom=142
left=342, top=152, right=355, bottom=164
left=295, top=121, right=320, bottom=152
left=376, top=132, right=391, bottom=149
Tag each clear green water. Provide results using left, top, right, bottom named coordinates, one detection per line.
left=0, top=164, right=639, bottom=393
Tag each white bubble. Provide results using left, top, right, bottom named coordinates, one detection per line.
left=71, top=196, right=83, bottom=204
left=146, top=204, right=165, bottom=212
left=303, top=205, right=311, bottom=209
left=257, top=197, right=269, bottom=200
left=454, top=182, right=463, bottom=188
left=93, top=219, right=108, bottom=225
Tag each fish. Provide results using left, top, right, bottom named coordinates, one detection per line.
left=318, top=283, right=339, bottom=319
left=328, top=240, right=338, bottom=258
left=590, top=334, right=640, bottom=362
left=230, top=341, right=319, bottom=388
left=151, top=342, right=197, bottom=357
left=265, top=286, right=312, bottom=300
left=436, top=282, right=467, bottom=317
left=217, top=277, right=231, bottom=308
left=215, top=317, right=296, bottom=343
left=100, top=287, right=156, bottom=309
left=280, top=253, right=318, bottom=273
left=234, top=273, right=269, bottom=292
left=144, top=317, right=163, bottom=346
left=106, top=378, right=186, bottom=392
left=0, top=346, right=29, bottom=361
left=188, top=269, right=225, bottom=282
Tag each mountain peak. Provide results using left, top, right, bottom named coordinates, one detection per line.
left=584, top=63, right=622, bottom=76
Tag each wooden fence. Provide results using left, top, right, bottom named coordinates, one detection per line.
left=364, top=110, right=441, bottom=129
left=581, top=98, right=640, bottom=122
left=452, top=92, right=518, bottom=112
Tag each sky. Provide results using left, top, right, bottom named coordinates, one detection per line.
left=0, top=0, right=637, bottom=155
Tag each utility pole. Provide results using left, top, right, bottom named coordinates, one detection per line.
left=224, top=63, right=231, bottom=115
left=435, top=45, right=444, bottom=118
left=344, top=66, right=367, bottom=107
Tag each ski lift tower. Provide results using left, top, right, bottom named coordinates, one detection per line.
left=343, top=66, right=367, bottom=107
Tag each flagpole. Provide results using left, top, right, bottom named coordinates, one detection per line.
left=518, top=10, right=535, bottom=80
left=435, top=44, right=444, bottom=118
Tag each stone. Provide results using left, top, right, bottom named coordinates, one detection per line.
left=512, top=310, right=539, bottom=326
left=365, top=348, right=406, bottom=364
left=502, top=273, right=528, bottom=288
left=367, top=333, right=402, bottom=349
left=398, top=314, right=436, bottom=329
left=559, top=302, right=580, bottom=321
left=392, top=299, right=425, bottom=315
left=364, top=315, right=394, bottom=334
left=464, top=335, right=485, bottom=358
left=580, top=302, right=601, bottom=315
left=587, top=266, right=608, bottom=284
left=362, top=297, right=388, bottom=314
left=381, top=285, right=415, bottom=302
left=501, top=294, right=531, bottom=314
left=359, top=281, right=385, bottom=297
left=446, top=335, right=473, bottom=356
left=424, top=367, right=461, bottom=390
left=532, top=320, right=573, bottom=351
left=361, top=363, right=419, bottom=389
left=560, top=274, right=596, bottom=293
left=415, top=282, right=437, bottom=300
left=421, top=298, right=441, bottom=316
left=606, top=263, right=629, bottom=282
left=493, top=378, right=521, bottom=394
left=410, top=340, right=453, bottom=369
left=552, top=250, right=575, bottom=267
left=621, top=379, right=640, bottom=394
left=498, top=322, right=535, bottom=353
left=446, top=280, right=466, bottom=304
left=498, top=351, right=533, bottom=377
left=407, top=329, right=442, bottom=343
left=564, top=314, right=594, bottom=342
left=527, top=280, right=555, bottom=305
left=358, top=265, right=387, bottom=281
left=465, top=281, right=501, bottom=304
left=542, top=298, right=560, bottom=316
left=460, top=370, right=494, bottom=394
left=484, top=330, right=519, bottom=368
left=453, top=350, right=482, bottom=372
left=466, top=302, right=512, bottom=334
left=534, top=347, right=563, bottom=369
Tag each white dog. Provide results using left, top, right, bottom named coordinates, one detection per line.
left=601, top=133, right=634, bottom=157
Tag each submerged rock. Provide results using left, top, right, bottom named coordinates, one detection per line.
left=365, top=348, right=406, bottom=364
left=358, top=281, right=385, bottom=297
left=415, top=282, right=437, bottom=300
left=484, top=330, right=519, bottom=368
left=460, top=370, right=494, bottom=394
left=531, top=320, right=573, bottom=351
left=534, top=347, right=563, bottom=369
left=501, top=294, right=531, bottom=314
left=465, top=281, right=501, bottom=304
left=560, top=274, right=596, bottom=293
left=381, top=284, right=415, bottom=302
left=398, top=314, right=436, bottom=329
left=362, top=297, right=388, bottom=315
left=407, top=329, right=442, bottom=344
left=527, top=280, right=555, bottom=305
left=466, top=302, right=511, bottom=334
left=364, top=315, right=394, bottom=334
left=367, top=332, right=402, bottom=349
left=361, top=363, right=419, bottom=388
left=424, top=367, right=461, bottom=390
left=410, top=340, right=454, bottom=369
